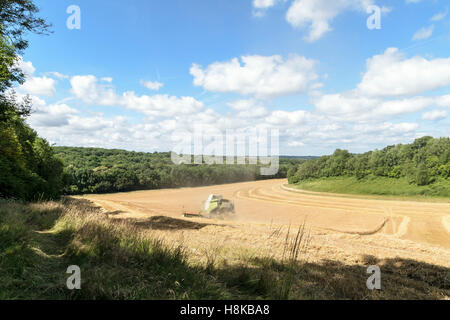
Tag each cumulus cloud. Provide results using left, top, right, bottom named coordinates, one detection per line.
left=422, top=110, right=447, bottom=121
left=121, top=92, right=204, bottom=118
left=315, top=92, right=441, bottom=122
left=31, top=104, right=79, bottom=127
left=25, top=47, right=450, bottom=155
left=15, top=57, right=57, bottom=96
left=26, top=95, right=79, bottom=128
left=32, top=115, right=134, bottom=150
left=70, top=75, right=204, bottom=119
left=376, top=97, right=435, bottom=117
left=314, top=92, right=436, bottom=120
left=266, top=110, right=316, bottom=126
left=285, top=0, right=375, bottom=42
left=227, top=99, right=269, bottom=118
left=314, top=92, right=377, bottom=118
left=312, top=48, right=450, bottom=121
left=435, top=95, right=450, bottom=108
left=20, top=76, right=56, bottom=96
left=70, top=75, right=119, bottom=105
left=28, top=86, right=427, bottom=156
left=357, top=48, right=450, bottom=97
left=353, top=122, right=420, bottom=136
left=190, top=54, right=319, bottom=98
left=15, top=56, right=36, bottom=76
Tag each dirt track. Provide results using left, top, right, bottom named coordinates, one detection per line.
left=81, top=179, right=450, bottom=267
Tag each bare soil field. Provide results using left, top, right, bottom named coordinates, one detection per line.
left=80, top=179, right=450, bottom=270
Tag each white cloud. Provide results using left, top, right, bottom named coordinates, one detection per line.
left=314, top=92, right=436, bottom=120
left=191, top=54, right=318, bottom=98
left=228, top=99, right=258, bottom=111
left=121, top=92, right=204, bottom=118
left=28, top=86, right=429, bottom=156
left=431, top=8, right=448, bottom=22
left=252, top=0, right=285, bottom=17
left=70, top=75, right=118, bottom=105
left=20, top=76, right=56, bottom=96
left=312, top=48, right=450, bottom=121
left=70, top=75, right=203, bottom=118
left=31, top=104, right=79, bottom=127
left=353, top=122, right=420, bottom=136
left=357, top=48, right=450, bottom=97
left=141, top=80, right=164, bottom=91
left=33, top=116, right=133, bottom=149
left=253, top=0, right=279, bottom=9
left=376, top=96, right=435, bottom=116
left=412, top=25, right=434, bottom=41
left=288, top=141, right=305, bottom=147
left=314, top=91, right=377, bottom=117
left=266, top=110, right=315, bottom=126
left=25, top=46, right=449, bottom=156
left=27, top=95, right=79, bottom=127
left=285, top=0, right=374, bottom=42
left=67, top=115, right=118, bottom=133
left=228, top=99, right=269, bottom=118
left=314, top=90, right=441, bottom=121
left=47, top=72, right=69, bottom=79
left=421, top=110, right=447, bottom=121
left=15, top=56, right=36, bottom=76
left=15, top=57, right=57, bottom=96
left=435, top=95, right=450, bottom=107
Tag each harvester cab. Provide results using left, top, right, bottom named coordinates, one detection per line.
left=183, top=194, right=235, bottom=219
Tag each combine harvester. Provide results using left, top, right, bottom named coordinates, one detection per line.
left=183, top=194, right=235, bottom=219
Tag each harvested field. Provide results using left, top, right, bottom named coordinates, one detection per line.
left=80, top=179, right=450, bottom=270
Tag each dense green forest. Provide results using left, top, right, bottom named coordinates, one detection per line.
left=288, top=136, right=450, bottom=189
left=54, top=147, right=306, bottom=194
left=0, top=1, right=66, bottom=201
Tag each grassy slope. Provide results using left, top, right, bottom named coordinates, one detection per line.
left=0, top=199, right=236, bottom=299
left=290, top=176, right=450, bottom=200
left=1, top=199, right=448, bottom=300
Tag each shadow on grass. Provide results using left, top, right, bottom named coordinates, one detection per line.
left=123, top=215, right=215, bottom=231
left=213, top=254, right=450, bottom=299
left=106, top=210, right=125, bottom=216
left=79, top=197, right=218, bottom=231
left=1, top=198, right=448, bottom=300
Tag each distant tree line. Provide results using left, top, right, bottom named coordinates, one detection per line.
left=55, top=147, right=306, bottom=194
left=288, top=137, right=450, bottom=186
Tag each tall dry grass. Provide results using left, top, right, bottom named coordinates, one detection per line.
left=1, top=198, right=448, bottom=300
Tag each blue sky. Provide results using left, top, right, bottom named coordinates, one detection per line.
left=17, top=0, right=450, bottom=155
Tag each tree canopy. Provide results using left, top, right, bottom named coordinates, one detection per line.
left=54, top=147, right=306, bottom=195
left=288, top=137, right=450, bottom=187
left=0, top=0, right=65, bottom=200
